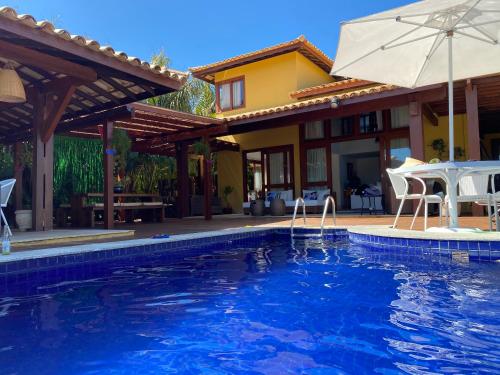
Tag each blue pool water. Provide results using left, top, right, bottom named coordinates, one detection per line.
left=0, top=236, right=499, bottom=374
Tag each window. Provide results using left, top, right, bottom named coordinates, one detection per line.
left=307, top=147, right=327, bottom=183
left=216, top=77, right=245, bottom=111
left=331, top=116, right=354, bottom=137
left=304, top=121, right=324, bottom=140
left=360, top=111, right=383, bottom=134
left=391, top=106, right=409, bottom=129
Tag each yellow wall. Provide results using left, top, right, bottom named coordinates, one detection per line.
left=217, top=125, right=301, bottom=213
left=423, top=114, right=469, bottom=161
left=214, top=51, right=333, bottom=117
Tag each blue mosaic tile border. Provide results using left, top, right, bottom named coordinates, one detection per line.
left=0, top=228, right=274, bottom=275
left=349, top=231, right=500, bottom=261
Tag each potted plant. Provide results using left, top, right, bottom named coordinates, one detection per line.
left=430, top=138, right=446, bottom=160
left=222, top=185, right=234, bottom=214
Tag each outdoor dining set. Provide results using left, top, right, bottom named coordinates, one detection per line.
left=388, top=159, right=500, bottom=232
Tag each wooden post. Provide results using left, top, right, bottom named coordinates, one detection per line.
left=465, top=81, right=480, bottom=161
left=409, top=101, right=425, bottom=161
left=103, top=120, right=114, bottom=229
left=409, top=101, right=424, bottom=214
left=32, top=92, right=54, bottom=231
left=465, top=81, right=483, bottom=216
left=13, top=142, right=23, bottom=211
left=175, top=141, right=189, bottom=218
left=203, top=137, right=212, bottom=221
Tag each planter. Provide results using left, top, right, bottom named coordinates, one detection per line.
left=270, top=198, right=285, bottom=216
left=15, top=209, right=32, bottom=231
left=251, top=199, right=265, bottom=216
left=114, top=186, right=124, bottom=194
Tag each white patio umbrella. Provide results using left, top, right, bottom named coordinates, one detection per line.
left=332, top=0, right=500, bottom=162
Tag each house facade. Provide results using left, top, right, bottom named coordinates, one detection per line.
left=190, top=36, right=499, bottom=215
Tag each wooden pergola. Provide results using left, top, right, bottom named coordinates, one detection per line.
left=0, top=7, right=187, bottom=231
left=56, top=102, right=234, bottom=224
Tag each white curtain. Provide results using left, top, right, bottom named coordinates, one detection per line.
left=376, top=110, right=383, bottom=131
left=391, top=106, right=409, bottom=128
left=305, top=121, right=324, bottom=139
left=219, top=83, right=231, bottom=110
left=307, top=148, right=327, bottom=182
left=232, top=80, right=244, bottom=107
left=254, top=166, right=262, bottom=191
left=269, top=153, right=284, bottom=184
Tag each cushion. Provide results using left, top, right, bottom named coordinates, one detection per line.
left=266, top=191, right=279, bottom=201
left=316, top=189, right=331, bottom=201
left=303, top=191, right=318, bottom=201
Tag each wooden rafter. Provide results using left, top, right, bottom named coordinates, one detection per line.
left=0, top=39, right=97, bottom=81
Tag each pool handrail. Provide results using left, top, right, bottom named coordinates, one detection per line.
left=291, top=197, right=306, bottom=237
left=320, top=196, right=336, bottom=237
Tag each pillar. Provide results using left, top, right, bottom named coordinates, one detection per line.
left=203, top=138, right=212, bottom=221
left=13, top=142, right=23, bottom=211
left=32, top=94, right=54, bottom=231
left=409, top=101, right=424, bottom=214
left=465, top=82, right=483, bottom=216
left=175, top=141, right=189, bottom=218
left=103, top=120, right=114, bottom=229
left=409, top=101, right=425, bottom=161
left=465, top=82, right=480, bottom=160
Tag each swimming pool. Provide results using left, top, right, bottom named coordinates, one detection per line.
left=0, top=235, right=499, bottom=374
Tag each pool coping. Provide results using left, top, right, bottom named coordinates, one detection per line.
left=1, top=224, right=500, bottom=275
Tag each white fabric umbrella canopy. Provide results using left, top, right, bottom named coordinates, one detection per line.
left=332, top=0, right=500, bottom=161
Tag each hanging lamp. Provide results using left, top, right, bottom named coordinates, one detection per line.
left=0, top=62, right=26, bottom=103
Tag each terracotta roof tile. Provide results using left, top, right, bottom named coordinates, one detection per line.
left=190, top=36, right=333, bottom=83
left=290, top=79, right=377, bottom=99
left=224, top=84, right=397, bottom=122
left=0, top=6, right=187, bottom=83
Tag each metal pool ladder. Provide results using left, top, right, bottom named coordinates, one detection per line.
left=290, top=197, right=306, bottom=237
left=320, top=196, right=336, bottom=237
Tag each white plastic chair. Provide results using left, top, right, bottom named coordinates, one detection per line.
left=387, top=169, right=443, bottom=231
left=0, top=179, right=16, bottom=236
left=447, top=174, right=498, bottom=231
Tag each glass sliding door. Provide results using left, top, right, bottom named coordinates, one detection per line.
left=242, top=145, right=294, bottom=201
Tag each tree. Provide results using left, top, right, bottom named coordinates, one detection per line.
left=147, top=50, right=215, bottom=116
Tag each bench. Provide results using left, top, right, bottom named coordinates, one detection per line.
left=71, top=193, right=166, bottom=228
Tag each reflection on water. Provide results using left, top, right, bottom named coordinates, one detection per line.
left=0, top=238, right=498, bottom=374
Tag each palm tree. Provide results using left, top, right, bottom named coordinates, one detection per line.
left=147, top=50, right=215, bottom=116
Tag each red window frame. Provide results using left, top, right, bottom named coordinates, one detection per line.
left=215, top=76, right=245, bottom=112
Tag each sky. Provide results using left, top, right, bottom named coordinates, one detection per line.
left=2, top=0, right=414, bottom=71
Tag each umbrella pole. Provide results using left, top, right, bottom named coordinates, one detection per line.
left=447, top=34, right=459, bottom=228
left=448, top=34, right=454, bottom=162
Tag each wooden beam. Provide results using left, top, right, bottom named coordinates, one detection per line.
left=103, top=120, right=114, bottom=229
left=0, top=39, right=97, bottom=82
left=422, top=103, right=438, bottom=126
left=165, top=124, right=229, bottom=143
left=466, top=81, right=481, bottom=161
left=39, top=81, right=78, bottom=142
left=0, top=18, right=182, bottom=90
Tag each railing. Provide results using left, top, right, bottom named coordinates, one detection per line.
left=320, top=196, right=336, bottom=237
left=290, top=197, right=306, bottom=237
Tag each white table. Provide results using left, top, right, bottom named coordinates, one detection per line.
left=393, top=161, right=500, bottom=228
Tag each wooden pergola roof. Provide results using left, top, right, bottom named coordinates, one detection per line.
left=57, top=102, right=233, bottom=156
left=0, top=6, right=187, bottom=144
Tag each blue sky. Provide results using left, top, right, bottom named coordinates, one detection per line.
left=3, top=0, right=413, bottom=71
